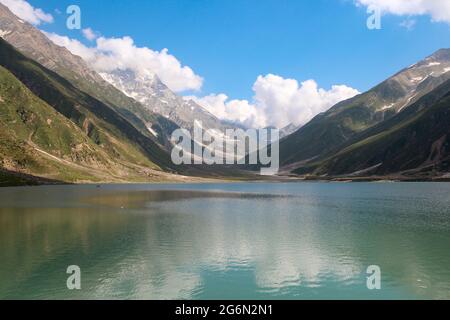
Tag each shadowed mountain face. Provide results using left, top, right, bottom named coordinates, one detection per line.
left=280, top=49, right=450, bottom=175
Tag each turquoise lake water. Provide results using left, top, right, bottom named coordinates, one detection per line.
left=0, top=182, right=449, bottom=299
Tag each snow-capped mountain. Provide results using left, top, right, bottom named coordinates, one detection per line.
left=375, top=48, right=450, bottom=114
left=100, top=69, right=230, bottom=133
left=0, top=3, right=237, bottom=152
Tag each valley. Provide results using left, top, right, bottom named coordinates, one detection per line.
left=0, top=3, right=449, bottom=186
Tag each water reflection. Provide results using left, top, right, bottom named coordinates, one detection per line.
left=0, top=184, right=449, bottom=299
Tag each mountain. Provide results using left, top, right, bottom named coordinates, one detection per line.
left=280, top=48, right=450, bottom=170
left=0, top=3, right=180, bottom=148
left=294, top=78, right=450, bottom=179
left=0, top=4, right=258, bottom=183
left=0, top=3, right=243, bottom=150
left=100, top=69, right=230, bottom=133
left=0, top=37, right=184, bottom=183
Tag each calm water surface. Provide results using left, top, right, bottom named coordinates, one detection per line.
left=0, top=182, right=449, bottom=299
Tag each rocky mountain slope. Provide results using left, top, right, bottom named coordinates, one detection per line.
left=294, top=78, right=450, bottom=179
left=100, top=69, right=229, bottom=133
left=0, top=3, right=243, bottom=150
left=0, top=3, right=181, bottom=148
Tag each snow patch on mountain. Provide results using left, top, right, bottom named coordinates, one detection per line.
left=0, top=29, right=11, bottom=38
left=410, top=76, right=423, bottom=83
left=100, top=69, right=231, bottom=133
left=380, top=104, right=394, bottom=111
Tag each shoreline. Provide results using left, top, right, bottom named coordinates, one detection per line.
left=1, top=174, right=449, bottom=188
left=2, top=166, right=449, bottom=188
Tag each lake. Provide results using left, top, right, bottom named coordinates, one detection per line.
left=0, top=182, right=449, bottom=299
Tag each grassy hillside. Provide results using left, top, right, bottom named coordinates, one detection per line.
left=0, top=39, right=175, bottom=164
left=0, top=39, right=187, bottom=184
left=0, top=63, right=170, bottom=183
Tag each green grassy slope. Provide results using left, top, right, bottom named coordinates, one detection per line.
left=0, top=65, right=115, bottom=182
left=0, top=64, right=176, bottom=183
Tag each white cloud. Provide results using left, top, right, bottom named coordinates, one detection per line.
left=82, top=28, right=98, bottom=41
left=186, top=94, right=264, bottom=128
left=356, top=0, right=450, bottom=24
left=44, top=32, right=203, bottom=93
left=253, top=74, right=360, bottom=128
left=0, top=0, right=53, bottom=25
left=188, top=74, right=360, bottom=129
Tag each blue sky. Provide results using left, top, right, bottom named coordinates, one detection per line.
left=31, top=0, right=449, bottom=97
left=7, top=0, right=450, bottom=127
